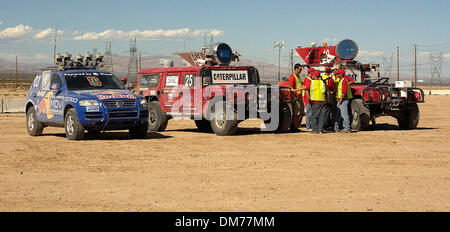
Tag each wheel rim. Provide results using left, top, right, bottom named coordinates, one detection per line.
left=27, top=113, right=35, bottom=131
left=66, top=115, right=74, bottom=135
left=353, top=111, right=359, bottom=122
left=215, top=112, right=226, bottom=128
left=149, top=111, right=157, bottom=124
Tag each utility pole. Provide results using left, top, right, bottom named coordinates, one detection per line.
left=274, top=40, right=285, bottom=81
left=15, top=56, right=18, bottom=88
left=139, top=53, right=142, bottom=70
left=414, top=45, right=417, bottom=87
left=289, top=49, right=294, bottom=74
left=104, top=42, right=113, bottom=72
left=127, top=38, right=138, bottom=82
left=53, top=26, right=57, bottom=61
left=397, top=46, right=399, bottom=81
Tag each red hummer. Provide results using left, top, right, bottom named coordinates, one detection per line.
left=136, top=43, right=300, bottom=136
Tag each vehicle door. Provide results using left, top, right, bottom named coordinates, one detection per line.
left=35, top=70, right=53, bottom=122
left=46, top=71, right=65, bottom=123
left=159, top=72, right=182, bottom=114
left=180, top=72, right=202, bottom=115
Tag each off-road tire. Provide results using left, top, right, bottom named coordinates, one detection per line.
left=195, top=119, right=212, bottom=132
left=129, top=123, right=149, bottom=139
left=148, top=101, right=168, bottom=132
left=397, top=103, right=419, bottom=130
left=350, top=99, right=370, bottom=131
left=26, top=107, right=44, bottom=136
left=64, top=108, right=84, bottom=140
left=210, top=101, right=239, bottom=136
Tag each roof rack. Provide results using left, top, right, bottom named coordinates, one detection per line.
left=54, top=52, right=108, bottom=71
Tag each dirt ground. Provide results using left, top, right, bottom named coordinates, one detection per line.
left=0, top=95, right=449, bottom=212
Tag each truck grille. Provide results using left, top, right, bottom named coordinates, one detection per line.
left=102, top=99, right=136, bottom=108
left=108, top=109, right=138, bottom=118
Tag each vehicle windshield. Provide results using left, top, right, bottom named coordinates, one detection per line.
left=64, top=72, right=125, bottom=90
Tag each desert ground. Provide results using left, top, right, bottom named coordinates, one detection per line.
left=0, top=89, right=449, bottom=211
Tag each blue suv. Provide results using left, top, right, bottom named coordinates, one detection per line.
left=25, top=67, right=149, bottom=140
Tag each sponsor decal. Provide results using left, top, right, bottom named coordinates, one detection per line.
left=37, top=92, right=54, bottom=119
left=96, top=94, right=137, bottom=100
left=150, top=90, right=156, bottom=95
left=64, top=97, right=79, bottom=103
left=87, top=76, right=102, bottom=86
left=86, top=106, right=100, bottom=112
left=65, top=72, right=113, bottom=76
left=212, top=70, right=249, bottom=84
left=165, top=75, right=179, bottom=87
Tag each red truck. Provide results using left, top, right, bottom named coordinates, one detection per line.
left=137, top=64, right=299, bottom=135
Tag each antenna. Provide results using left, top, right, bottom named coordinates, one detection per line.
left=53, top=26, right=57, bottom=61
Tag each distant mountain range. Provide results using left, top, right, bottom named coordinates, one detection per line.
left=1, top=55, right=447, bottom=85
left=0, top=55, right=288, bottom=83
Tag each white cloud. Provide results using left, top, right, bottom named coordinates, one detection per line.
left=34, top=28, right=55, bottom=39
left=0, top=24, right=33, bottom=39
left=321, top=38, right=339, bottom=43
left=358, top=50, right=384, bottom=57
left=73, top=28, right=224, bottom=41
left=0, top=21, right=3, bottom=25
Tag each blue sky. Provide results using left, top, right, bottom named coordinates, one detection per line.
left=1, top=0, right=449, bottom=78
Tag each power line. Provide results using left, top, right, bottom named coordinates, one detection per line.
left=127, top=38, right=138, bottom=81
left=429, top=52, right=444, bottom=86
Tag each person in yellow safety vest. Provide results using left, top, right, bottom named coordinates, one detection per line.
left=299, top=67, right=316, bottom=131
left=288, top=63, right=305, bottom=132
left=333, top=69, right=353, bottom=133
left=305, top=70, right=330, bottom=133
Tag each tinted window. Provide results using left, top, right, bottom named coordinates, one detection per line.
left=50, top=73, right=62, bottom=90
left=64, top=72, right=125, bottom=90
left=140, top=74, right=160, bottom=87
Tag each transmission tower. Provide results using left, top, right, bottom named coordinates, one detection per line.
left=127, top=38, right=138, bottom=82
left=104, top=42, right=113, bottom=72
left=382, top=54, right=393, bottom=78
left=428, top=52, right=443, bottom=86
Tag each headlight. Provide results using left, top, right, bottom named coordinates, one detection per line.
left=139, top=99, right=147, bottom=105
left=79, top=100, right=99, bottom=106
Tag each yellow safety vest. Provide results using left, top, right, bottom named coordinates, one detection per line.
left=336, top=78, right=353, bottom=99
left=302, top=76, right=312, bottom=97
left=321, top=74, right=330, bottom=81
left=293, top=74, right=302, bottom=95
left=310, top=79, right=326, bottom=101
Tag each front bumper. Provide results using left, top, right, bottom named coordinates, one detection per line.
left=79, top=102, right=148, bottom=130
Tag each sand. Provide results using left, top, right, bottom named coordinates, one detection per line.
left=0, top=95, right=448, bottom=211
